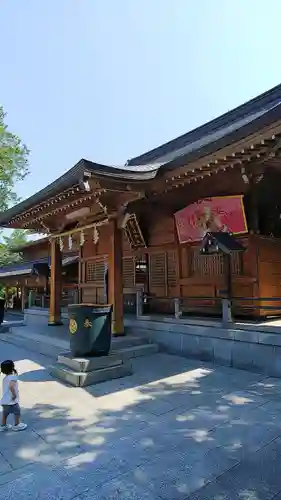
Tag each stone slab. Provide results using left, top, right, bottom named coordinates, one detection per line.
left=113, top=343, right=158, bottom=359
left=80, top=361, right=132, bottom=386
left=49, top=360, right=133, bottom=387
left=58, top=344, right=158, bottom=373
left=0, top=454, right=12, bottom=475
left=2, top=336, right=281, bottom=499
left=0, top=326, right=10, bottom=334
left=125, top=318, right=281, bottom=378
left=58, top=352, right=123, bottom=372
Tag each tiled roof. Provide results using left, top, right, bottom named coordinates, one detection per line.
left=0, top=159, right=160, bottom=225
left=1, top=83, right=281, bottom=225
left=128, top=83, right=281, bottom=167
left=0, top=257, right=49, bottom=278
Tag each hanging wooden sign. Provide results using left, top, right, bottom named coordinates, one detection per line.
left=125, top=214, right=146, bottom=249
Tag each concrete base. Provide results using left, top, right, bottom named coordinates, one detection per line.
left=24, top=307, right=68, bottom=329
left=58, top=352, right=125, bottom=372
left=0, top=325, right=10, bottom=333
left=49, top=353, right=133, bottom=387
left=125, top=316, right=281, bottom=378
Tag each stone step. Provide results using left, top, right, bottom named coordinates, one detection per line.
left=49, top=360, right=132, bottom=387
left=111, top=335, right=151, bottom=349
left=58, top=352, right=123, bottom=372
left=113, top=343, right=158, bottom=359
left=0, top=327, right=156, bottom=361
left=10, top=326, right=150, bottom=351
left=0, top=325, right=11, bottom=334
left=0, top=334, right=60, bottom=360
left=0, top=320, right=24, bottom=334
left=10, top=327, right=69, bottom=349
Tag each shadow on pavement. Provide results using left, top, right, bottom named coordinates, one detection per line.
left=1, top=340, right=281, bottom=498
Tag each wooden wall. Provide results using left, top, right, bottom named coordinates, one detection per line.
left=120, top=211, right=264, bottom=316
left=77, top=211, right=281, bottom=317
left=22, top=243, right=50, bottom=261
left=257, top=236, right=281, bottom=315
left=79, top=225, right=110, bottom=304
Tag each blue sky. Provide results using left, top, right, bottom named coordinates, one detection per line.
left=1, top=0, right=281, bottom=205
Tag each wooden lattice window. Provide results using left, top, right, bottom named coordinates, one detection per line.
left=167, top=250, right=177, bottom=287
left=86, top=259, right=106, bottom=283
left=231, top=252, right=242, bottom=275
left=123, top=257, right=135, bottom=288
left=190, top=249, right=242, bottom=276
left=149, top=251, right=178, bottom=290
left=150, top=253, right=166, bottom=287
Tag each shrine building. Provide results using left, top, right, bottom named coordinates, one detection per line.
left=1, top=84, right=281, bottom=334
left=0, top=237, right=78, bottom=310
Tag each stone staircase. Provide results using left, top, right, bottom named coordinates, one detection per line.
left=0, top=326, right=159, bottom=386
left=0, top=320, right=24, bottom=334
left=0, top=326, right=158, bottom=359
left=0, top=327, right=66, bottom=360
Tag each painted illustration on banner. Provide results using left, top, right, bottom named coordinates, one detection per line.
left=174, top=195, right=247, bottom=244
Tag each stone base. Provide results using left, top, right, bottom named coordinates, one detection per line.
left=24, top=307, right=69, bottom=329
left=0, top=325, right=10, bottom=334
left=125, top=316, right=281, bottom=378
left=49, top=352, right=133, bottom=387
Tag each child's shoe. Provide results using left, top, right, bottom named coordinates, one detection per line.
left=12, top=423, right=27, bottom=431
left=0, top=424, right=11, bottom=431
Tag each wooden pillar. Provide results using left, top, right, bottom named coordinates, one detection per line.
left=108, top=218, right=124, bottom=335
left=21, top=286, right=25, bottom=312
left=48, top=239, right=62, bottom=325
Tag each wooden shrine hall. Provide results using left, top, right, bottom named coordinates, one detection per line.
left=2, top=83, right=281, bottom=333
left=0, top=237, right=79, bottom=311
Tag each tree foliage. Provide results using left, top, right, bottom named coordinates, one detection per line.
left=0, top=106, right=29, bottom=212
left=0, top=229, right=29, bottom=266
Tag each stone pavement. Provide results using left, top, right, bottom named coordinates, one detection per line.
left=1, top=340, right=281, bottom=499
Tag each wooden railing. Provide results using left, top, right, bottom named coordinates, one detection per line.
left=30, top=286, right=79, bottom=309
left=130, top=291, right=281, bottom=324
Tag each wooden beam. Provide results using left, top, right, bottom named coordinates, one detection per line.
left=248, top=181, right=259, bottom=234
left=48, top=239, right=62, bottom=325
left=108, top=218, right=124, bottom=335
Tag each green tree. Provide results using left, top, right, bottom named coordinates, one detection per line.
left=0, top=106, right=29, bottom=212
left=0, top=229, right=29, bottom=266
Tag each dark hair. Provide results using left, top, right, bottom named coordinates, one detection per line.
left=1, top=360, right=17, bottom=376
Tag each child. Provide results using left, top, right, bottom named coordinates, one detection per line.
left=0, top=360, right=27, bottom=431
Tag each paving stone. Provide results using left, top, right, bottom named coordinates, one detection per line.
left=270, top=493, right=281, bottom=499
left=190, top=439, right=281, bottom=500
left=130, top=461, right=215, bottom=499
left=210, top=419, right=281, bottom=460
left=245, top=377, right=281, bottom=398
left=133, top=397, right=177, bottom=416
left=0, top=454, right=130, bottom=500
left=0, top=466, right=85, bottom=500
left=0, top=429, right=43, bottom=451
left=219, top=389, right=266, bottom=409
left=190, top=442, right=281, bottom=498
left=260, top=399, right=281, bottom=415
left=128, top=444, right=239, bottom=499
left=74, top=476, right=162, bottom=499
left=214, top=460, right=280, bottom=499
left=0, top=439, right=61, bottom=470
left=0, top=455, right=12, bottom=475
left=2, top=336, right=281, bottom=499
left=154, top=406, right=230, bottom=436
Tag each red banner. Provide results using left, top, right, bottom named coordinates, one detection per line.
left=174, top=195, right=248, bottom=244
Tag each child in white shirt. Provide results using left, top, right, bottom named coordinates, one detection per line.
left=0, top=360, right=27, bottom=431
